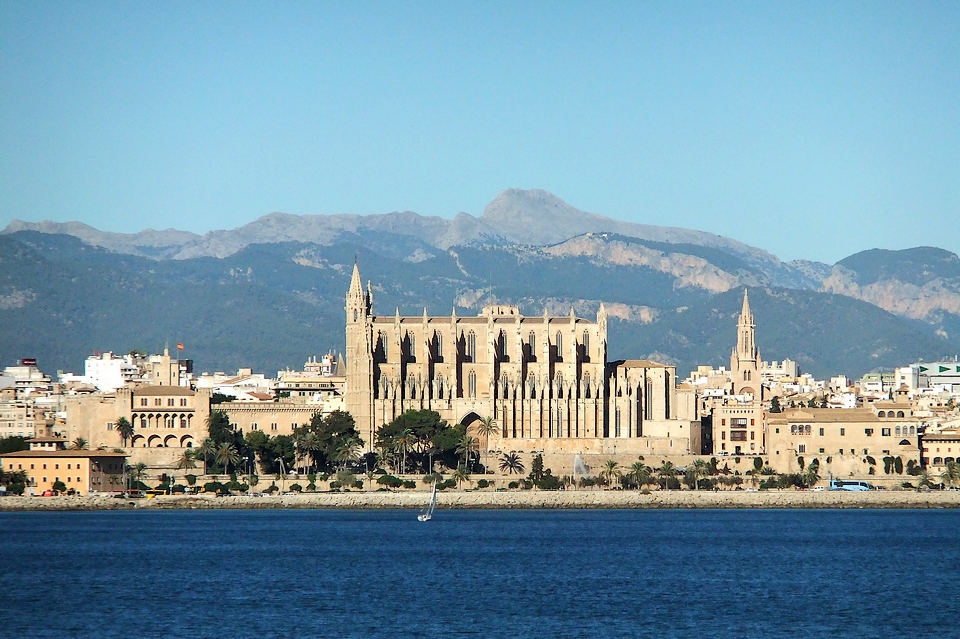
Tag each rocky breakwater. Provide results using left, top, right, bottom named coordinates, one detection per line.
left=2, top=489, right=960, bottom=511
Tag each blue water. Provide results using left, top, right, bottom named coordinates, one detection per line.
left=0, top=509, right=957, bottom=638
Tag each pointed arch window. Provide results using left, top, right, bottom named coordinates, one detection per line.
left=408, top=335, right=416, bottom=358
left=498, top=331, right=507, bottom=359
left=556, top=373, right=564, bottom=398
left=436, top=333, right=442, bottom=359
left=467, top=331, right=476, bottom=362
left=528, top=331, right=536, bottom=355
left=468, top=371, right=477, bottom=398
left=582, top=330, right=590, bottom=356
left=583, top=373, right=592, bottom=399
left=555, top=332, right=562, bottom=358
left=529, top=375, right=537, bottom=399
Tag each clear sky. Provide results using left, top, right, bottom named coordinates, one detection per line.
left=1, top=1, right=957, bottom=263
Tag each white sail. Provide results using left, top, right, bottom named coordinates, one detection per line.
left=418, top=481, right=437, bottom=521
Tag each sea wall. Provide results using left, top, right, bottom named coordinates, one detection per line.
left=2, top=489, right=960, bottom=511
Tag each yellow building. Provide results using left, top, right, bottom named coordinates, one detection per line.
left=766, top=407, right=921, bottom=476
left=2, top=450, right=127, bottom=495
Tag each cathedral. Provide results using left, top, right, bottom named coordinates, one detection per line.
left=344, top=264, right=698, bottom=456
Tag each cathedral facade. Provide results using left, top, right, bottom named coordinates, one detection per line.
left=344, top=264, right=697, bottom=456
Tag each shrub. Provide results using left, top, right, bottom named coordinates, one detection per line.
left=185, top=474, right=197, bottom=486
left=306, top=483, right=317, bottom=492
left=7, top=481, right=25, bottom=495
left=52, top=480, right=67, bottom=493
left=352, top=480, right=364, bottom=489
left=307, top=473, right=317, bottom=484
left=476, top=479, right=490, bottom=488
left=171, top=484, right=186, bottom=493
left=536, top=474, right=562, bottom=490
left=401, top=480, right=416, bottom=489
left=203, top=481, right=224, bottom=493
left=423, top=472, right=444, bottom=484
left=289, top=483, right=303, bottom=493
left=508, top=481, right=519, bottom=489
left=377, top=475, right=404, bottom=488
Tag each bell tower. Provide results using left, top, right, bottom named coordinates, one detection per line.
left=731, top=289, right=762, bottom=398
left=345, top=263, right=374, bottom=446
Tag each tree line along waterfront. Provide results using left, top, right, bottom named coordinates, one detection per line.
left=3, top=407, right=960, bottom=497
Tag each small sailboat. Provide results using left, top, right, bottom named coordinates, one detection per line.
left=418, top=481, right=437, bottom=521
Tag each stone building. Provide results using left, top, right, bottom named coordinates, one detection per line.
left=731, top=290, right=762, bottom=399
left=344, top=264, right=697, bottom=459
left=63, top=386, right=211, bottom=467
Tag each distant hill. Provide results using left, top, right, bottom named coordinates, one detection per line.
left=1, top=227, right=956, bottom=379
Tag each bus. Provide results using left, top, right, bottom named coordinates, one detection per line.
left=829, top=479, right=872, bottom=492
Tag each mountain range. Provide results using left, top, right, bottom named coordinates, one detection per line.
left=2, top=188, right=958, bottom=379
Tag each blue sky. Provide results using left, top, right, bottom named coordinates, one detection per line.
left=1, top=1, right=957, bottom=263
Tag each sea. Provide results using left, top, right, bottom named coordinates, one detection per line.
left=0, top=508, right=957, bottom=639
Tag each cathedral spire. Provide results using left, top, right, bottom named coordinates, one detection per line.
left=349, top=262, right=362, bottom=297
left=739, top=289, right=752, bottom=325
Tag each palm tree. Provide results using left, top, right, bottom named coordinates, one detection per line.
left=127, top=462, right=147, bottom=489
left=293, top=429, right=321, bottom=473
left=395, top=428, right=415, bottom=475
left=195, top=438, right=216, bottom=475
left=627, top=461, right=653, bottom=490
left=452, top=465, right=471, bottom=489
left=215, top=443, right=241, bottom=474
left=455, top=434, right=478, bottom=471
left=658, top=461, right=677, bottom=490
left=499, top=452, right=525, bottom=475
left=115, top=417, right=134, bottom=447
left=918, top=470, right=935, bottom=491
left=175, top=449, right=197, bottom=483
left=333, top=437, right=362, bottom=470
left=70, top=437, right=89, bottom=450
left=689, top=458, right=709, bottom=490
left=599, top=460, right=622, bottom=487
left=472, top=417, right=499, bottom=474
left=940, top=461, right=960, bottom=489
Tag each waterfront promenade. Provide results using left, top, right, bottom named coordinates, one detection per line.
left=2, top=489, right=960, bottom=511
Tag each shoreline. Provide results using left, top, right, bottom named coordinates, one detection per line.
left=2, top=489, right=960, bottom=511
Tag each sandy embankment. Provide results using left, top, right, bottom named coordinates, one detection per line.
left=2, top=489, right=960, bottom=511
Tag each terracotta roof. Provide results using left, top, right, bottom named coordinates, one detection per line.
left=2, top=450, right=127, bottom=458
left=134, top=385, right=195, bottom=396
left=28, top=436, right=67, bottom=443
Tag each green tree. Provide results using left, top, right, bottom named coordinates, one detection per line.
left=627, top=461, right=653, bottom=489
left=658, top=461, right=677, bottom=490
left=689, top=458, right=709, bottom=490
left=53, top=480, right=67, bottom=493
left=395, top=428, right=416, bottom=475
left=0, top=436, right=29, bottom=454
left=753, top=457, right=764, bottom=472
left=769, top=397, right=782, bottom=413
left=195, top=438, right=216, bottom=475
left=455, top=434, right=478, bottom=471
left=115, top=417, right=134, bottom=447
left=940, top=461, right=960, bottom=488
left=332, top=436, right=362, bottom=470
left=529, top=454, right=545, bottom=482
left=175, top=449, right=197, bottom=482
left=471, top=416, right=499, bottom=473
left=215, top=442, right=241, bottom=474
left=452, top=465, right=471, bottom=488
left=499, top=452, right=525, bottom=475
left=599, top=460, right=622, bottom=487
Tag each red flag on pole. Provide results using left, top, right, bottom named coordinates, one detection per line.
left=177, top=343, right=184, bottom=351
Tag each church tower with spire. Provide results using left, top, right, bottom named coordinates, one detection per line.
left=730, top=289, right=762, bottom=398
left=345, top=263, right=374, bottom=444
